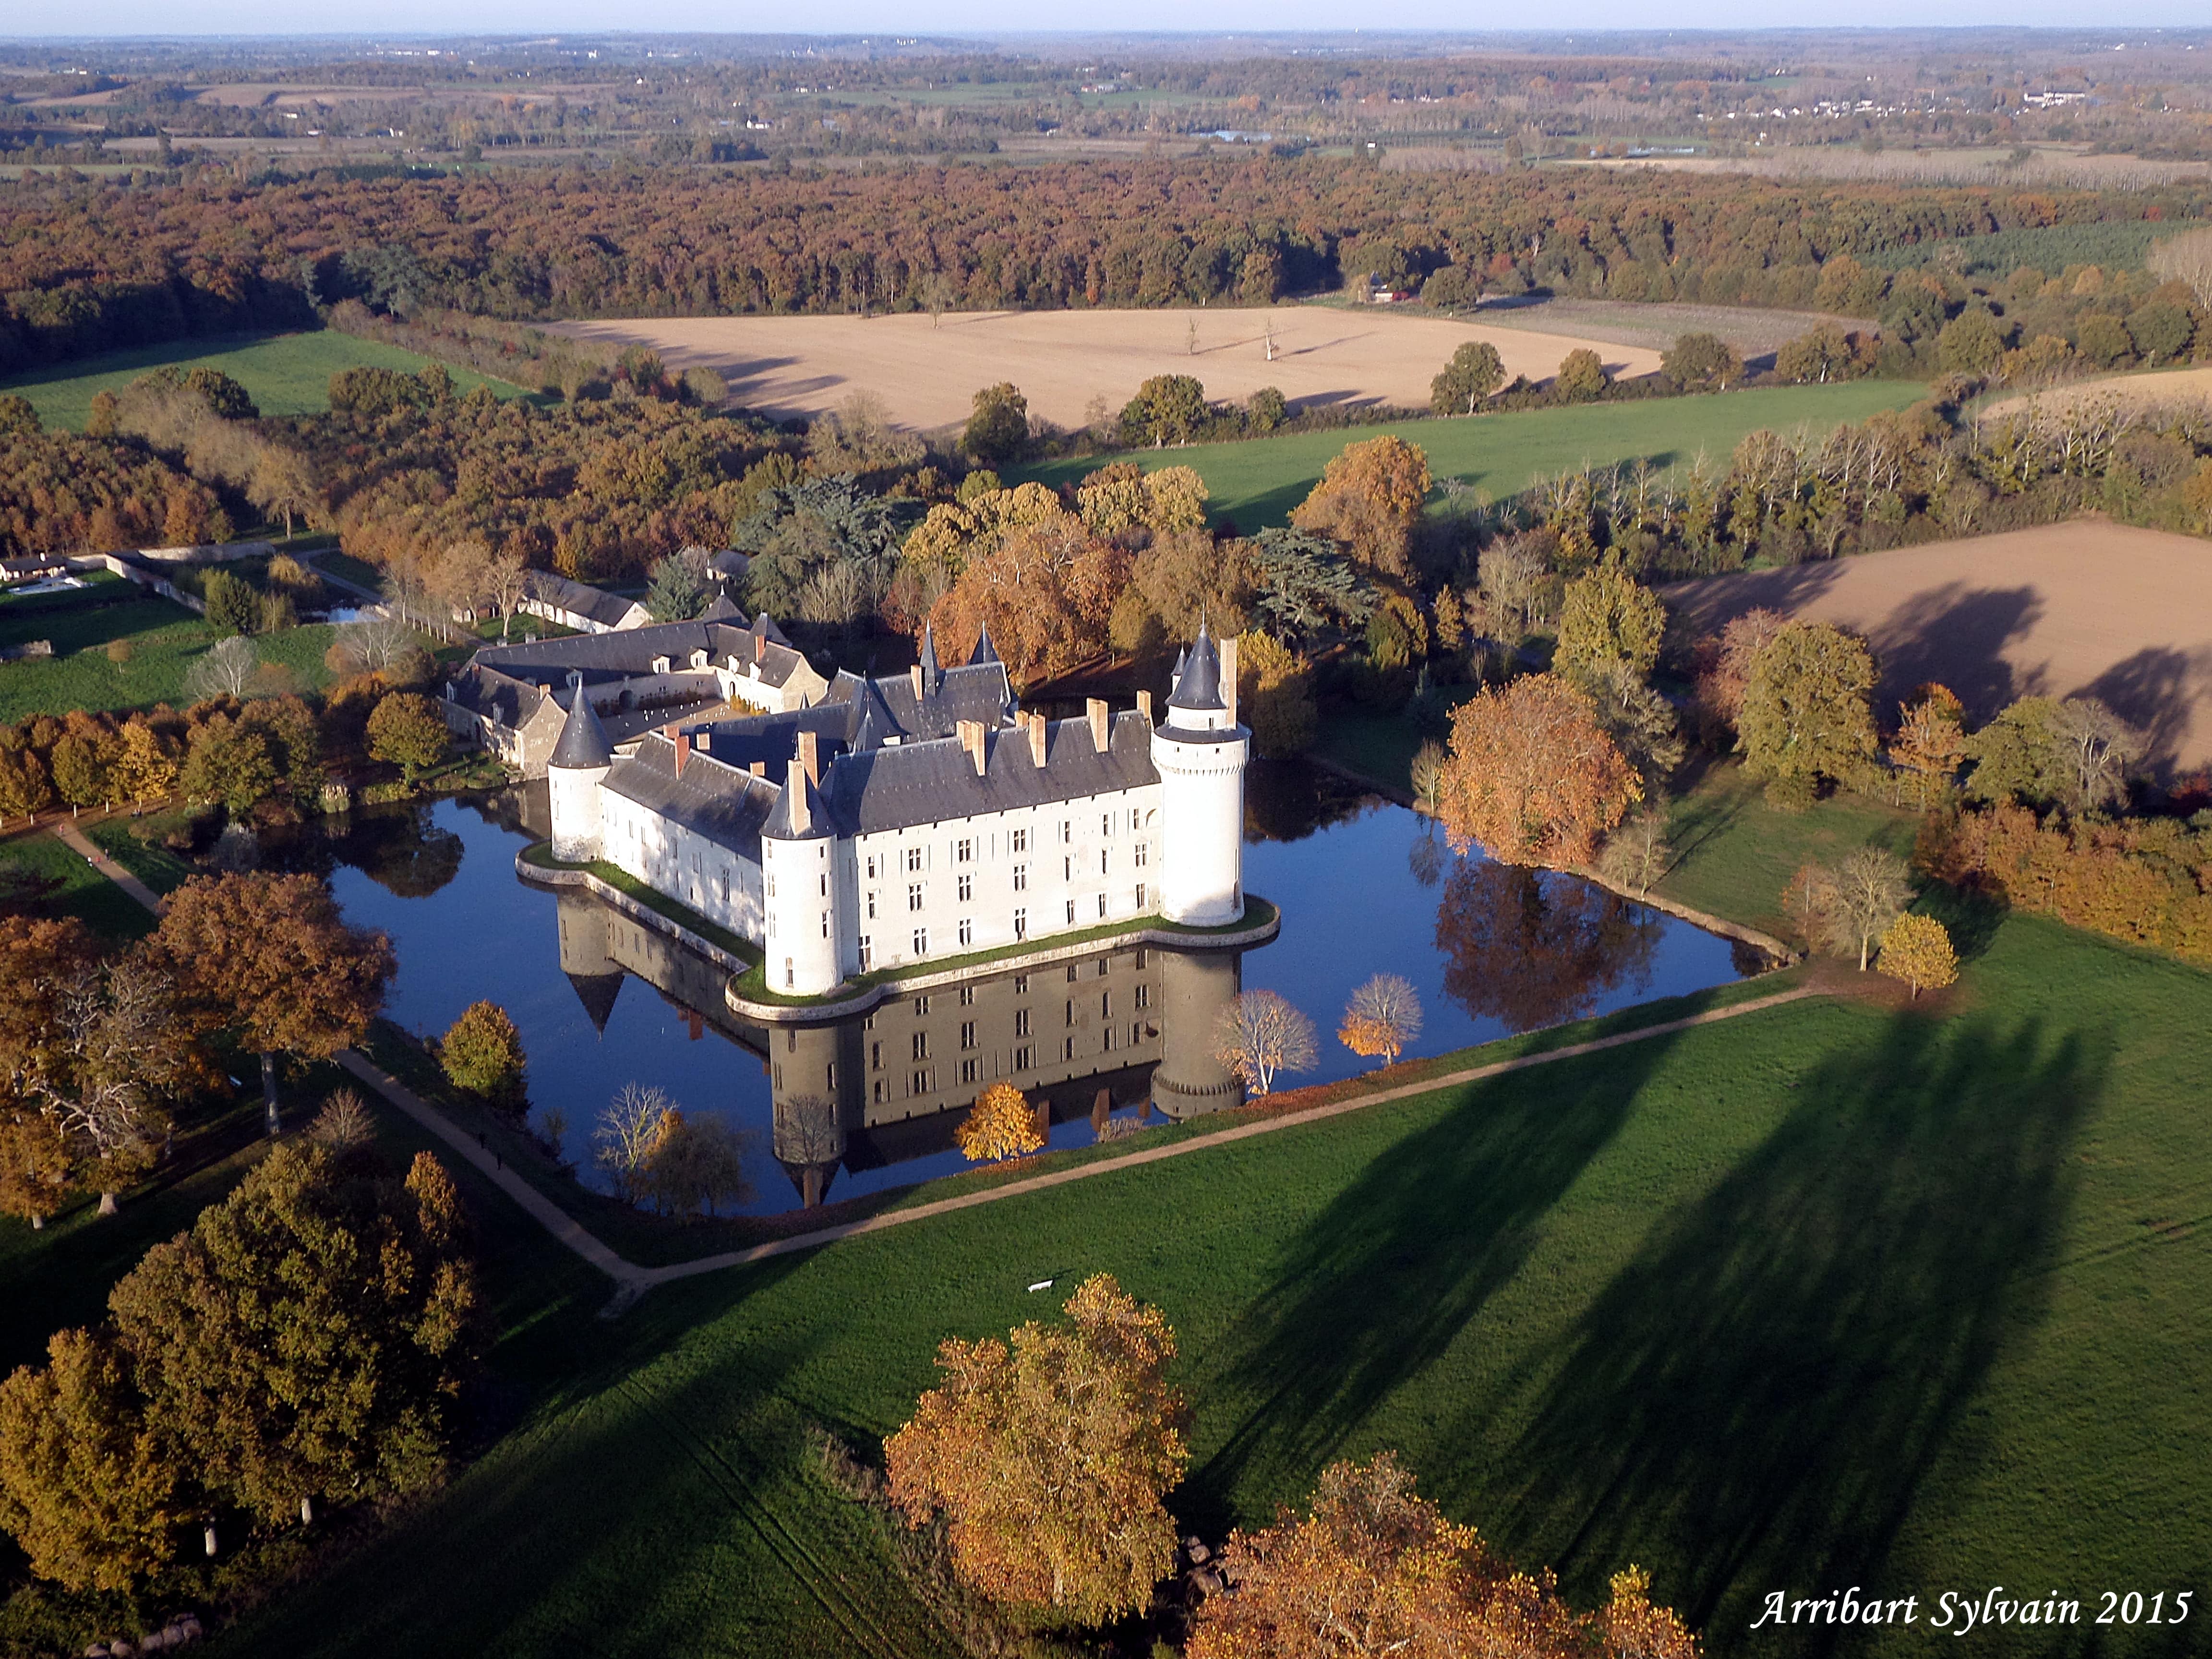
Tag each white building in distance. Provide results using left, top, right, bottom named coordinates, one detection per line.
left=546, top=622, right=1250, bottom=996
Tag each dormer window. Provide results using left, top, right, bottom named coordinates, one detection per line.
left=690, top=649, right=709, bottom=669
left=651, top=656, right=672, bottom=674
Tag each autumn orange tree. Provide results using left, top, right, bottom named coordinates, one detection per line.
left=1436, top=674, right=1639, bottom=867
left=1187, top=1452, right=1698, bottom=1659
left=1889, top=684, right=1967, bottom=810
left=927, top=512, right=1130, bottom=685
left=955, top=1081, right=1043, bottom=1163
left=1878, top=913, right=1959, bottom=997
left=885, top=1274, right=1189, bottom=1624
left=1290, top=434, right=1432, bottom=583
left=147, top=873, right=394, bottom=1137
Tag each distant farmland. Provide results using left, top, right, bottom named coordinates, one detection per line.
left=547, top=306, right=1664, bottom=433
left=1666, top=521, right=2212, bottom=772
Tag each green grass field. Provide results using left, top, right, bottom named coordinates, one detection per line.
left=0, top=582, right=337, bottom=722
left=1019, top=382, right=1927, bottom=530
left=0, top=331, right=532, bottom=432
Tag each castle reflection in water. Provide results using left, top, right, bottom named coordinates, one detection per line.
left=552, top=889, right=1249, bottom=1207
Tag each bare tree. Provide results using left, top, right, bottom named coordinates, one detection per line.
left=483, top=546, right=530, bottom=639
left=22, top=956, right=189, bottom=1214
left=431, top=540, right=495, bottom=624
left=1340, top=974, right=1423, bottom=1067
left=594, top=1082, right=671, bottom=1204
left=1475, top=536, right=1559, bottom=641
left=331, top=613, right=421, bottom=676
left=183, top=635, right=259, bottom=701
left=2053, top=697, right=2142, bottom=814
left=1599, top=799, right=1675, bottom=897
left=1213, top=989, right=1318, bottom=1096
left=1409, top=741, right=1446, bottom=814
left=1822, top=846, right=1913, bottom=971
left=246, top=445, right=318, bottom=539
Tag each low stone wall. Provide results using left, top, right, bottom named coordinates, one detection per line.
left=727, top=902, right=1283, bottom=1025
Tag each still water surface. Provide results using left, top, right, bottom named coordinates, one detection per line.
left=295, top=761, right=1751, bottom=1214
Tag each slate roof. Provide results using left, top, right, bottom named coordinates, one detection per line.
left=820, top=661, right=1013, bottom=741
left=471, top=615, right=811, bottom=694
left=1168, top=626, right=1225, bottom=713
left=551, top=672, right=616, bottom=769
left=446, top=665, right=547, bottom=731
left=601, top=734, right=780, bottom=858
left=526, top=571, right=648, bottom=630
left=819, top=710, right=1159, bottom=836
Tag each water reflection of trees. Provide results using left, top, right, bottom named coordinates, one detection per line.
left=260, top=803, right=465, bottom=900
left=1244, top=757, right=1374, bottom=845
left=1433, top=857, right=1661, bottom=1034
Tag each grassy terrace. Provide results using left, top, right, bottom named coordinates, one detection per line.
left=1018, top=381, right=1925, bottom=530
left=0, top=330, right=531, bottom=432
left=517, top=842, right=758, bottom=962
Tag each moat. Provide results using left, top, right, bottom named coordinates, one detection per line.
left=287, top=760, right=1756, bottom=1215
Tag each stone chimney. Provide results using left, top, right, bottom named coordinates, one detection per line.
left=798, top=728, right=821, bottom=787
left=1087, top=697, right=1111, bottom=753
left=1221, top=634, right=1239, bottom=727
left=749, top=761, right=767, bottom=779
left=958, top=719, right=988, bottom=777
left=673, top=731, right=691, bottom=777
left=785, top=757, right=811, bottom=834
left=910, top=664, right=923, bottom=700
left=1137, top=689, right=1153, bottom=724
left=1027, top=711, right=1048, bottom=767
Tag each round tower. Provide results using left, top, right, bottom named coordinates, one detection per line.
left=547, top=671, right=613, bottom=863
left=762, top=752, right=842, bottom=995
left=1150, top=626, right=1249, bottom=926
left=1149, top=945, right=1246, bottom=1120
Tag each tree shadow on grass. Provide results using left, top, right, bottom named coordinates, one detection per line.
left=1490, top=1011, right=2103, bottom=1648
left=1185, top=1022, right=1684, bottom=1533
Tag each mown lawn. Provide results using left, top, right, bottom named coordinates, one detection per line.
left=196, top=894, right=2212, bottom=1659
left=0, top=331, right=532, bottom=432
left=1018, top=381, right=1925, bottom=530
left=0, top=582, right=337, bottom=722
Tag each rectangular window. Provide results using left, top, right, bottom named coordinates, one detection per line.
left=1015, top=1044, right=1033, bottom=1070
left=957, top=838, right=974, bottom=863
left=1013, top=909, right=1027, bottom=940
left=873, top=1078, right=886, bottom=1104
left=1063, top=1036, right=1076, bottom=1061
left=1098, top=894, right=1109, bottom=919
left=1065, top=899, right=1077, bottom=924
left=961, top=1021, right=977, bottom=1049
left=866, top=854, right=879, bottom=879
left=913, top=927, right=928, bottom=956
left=959, top=985, right=975, bottom=1007
left=912, top=1031, right=929, bottom=1061
left=958, top=917, right=974, bottom=947
left=1067, top=964, right=1080, bottom=983
left=914, top=995, right=931, bottom=1016
left=860, top=937, right=874, bottom=972
left=1135, top=983, right=1150, bottom=1010
left=1011, top=828, right=1029, bottom=854
left=1101, top=1024, right=1115, bottom=1052
left=818, top=872, right=828, bottom=896
left=1065, top=999, right=1076, bottom=1027
left=960, top=1057, right=981, bottom=1085
left=1135, top=882, right=1147, bottom=910
left=957, top=873, right=973, bottom=902
left=870, top=1040, right=883, bottom=1070
left=1130, top=808, right=1141, bottom=832
left=1064, top=855, right=1073, bottom=881
left=1061, top=819, right=1073, bottom=844
left=1099, top=849, right=1109, bottom=875
left=906, top=847, right=924, bottom=873
left=821, top=912, right=830, bottom=938
left=1100, top=990, right=1113, bottom=1017
left=1013, top=865, right=1028, bottom=892
left=1014, top=974, right=1030, bottom=994
left=767, top=873, right=776, bottom=898
left=1101, top=813, right=1112, bottom=836
left=867, top=891, right=878, bottom=919
left=908, top=883, right=924, bottom=912
left=1134, top=842, right=1148, bottom=868
left=912, top=1068, right=932, bottom=1095
left=1015, top=1008, right=1031, bottom=1038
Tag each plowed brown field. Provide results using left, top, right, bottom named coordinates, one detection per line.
left=1665, top=521, right=2212, bottom=772
left=546, top=307, right=1661, bottom=431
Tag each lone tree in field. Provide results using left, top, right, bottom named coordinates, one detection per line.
left=1339, top=974, right=1423, bottom=1068
left=1436, top=673, right=1639, bottom=868
left=955, top=1081, right=1044, bottom=1164
left=148, top=872, right=394, bottom=1137
left=1878, top=913, right=1959, bottom=998
left=439, top=1001, right=528, bottom=1113
left=1214, top=989, right=1319, bottom=1096
left=366, top=691, right=449, bottom=787
left=1555, top=347, right=1610, bottom=402
left=1186, top=1452, right=1698, bottom=1659
left=1736, top=621, right=1878, bottom=809
left=885, top=1274, right=1189, bottom=1624
left=1430, top=339, right=1506, bottom=415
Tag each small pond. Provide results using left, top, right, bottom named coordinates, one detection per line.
left=276, top=760, right=1754, bottom=1215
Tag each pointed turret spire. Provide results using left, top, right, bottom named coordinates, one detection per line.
left=970, top=623, right=1001, bottom=667
left=919, top=624, right=941, bottom=697
left=550, top=670, right=614, bottom=769
left=1167, top=624, right=1225, bottom=714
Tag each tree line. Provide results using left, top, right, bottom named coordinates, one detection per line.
left=4, top=156, right=2203, bottom=370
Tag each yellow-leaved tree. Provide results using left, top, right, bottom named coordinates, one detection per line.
left=955, top=1081, right=1043, bottom=1163
left=1878, top=913, right=1959, bottom=997
left=885, top=1274, right=1189, bottom=1624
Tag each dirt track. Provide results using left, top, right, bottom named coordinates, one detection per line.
left=547, top=307, right=1662, bottom=431
left=1665, top=521, right=2212, bottom=773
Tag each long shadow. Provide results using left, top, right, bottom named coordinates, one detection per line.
left=1187, top=1011, right=1688, bottom=1529
left=1864, top=582, right=2043, bottom=721
left=2081, top=645, right=2212, bottom=777
left=1490, top=1011, right=2104, bottom=1652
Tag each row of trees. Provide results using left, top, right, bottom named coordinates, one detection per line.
left=4, top=155, right=2200, bottom=370
left=880, top=1274, right=1697, bottom=1654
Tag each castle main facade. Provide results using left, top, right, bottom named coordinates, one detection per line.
left=541, top=621, right=1250, bottom=997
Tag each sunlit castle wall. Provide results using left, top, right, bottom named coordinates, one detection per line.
left=548, top=757, right=608, bottom=862
left=1151, top=636, right=1249, bottom=927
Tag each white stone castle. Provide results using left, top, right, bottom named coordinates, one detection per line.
left=541, top=621, right=1250, bottom=996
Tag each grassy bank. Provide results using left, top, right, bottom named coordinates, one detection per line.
left=0, top=331, right=530, bottom=432
left=1018, top=381, right=1925, bottom=530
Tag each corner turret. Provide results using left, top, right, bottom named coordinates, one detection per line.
left=548, top=671, right=613, bottom=862
left=1150, top=626, right=1249, bottom=926
left=761, top=736, right=843, bottom=995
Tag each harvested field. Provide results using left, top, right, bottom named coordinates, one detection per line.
left=1983, top=364, right=2212, bottom=421
left=1665, top=521, right=2212, bottom=773
left=1467, top=296, right=1866, bottom=361
left=546, top=308, right=1662, bottom=432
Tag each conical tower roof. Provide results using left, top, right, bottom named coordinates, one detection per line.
left=550, top=671, right=614, bottom=769
left=565, top=970, right=624, bottom=1034
left=970, top=623, right=1001, bottom=667
left=1167, top=625, right=1225, bottom=713
left=918, top=624, right=942, bottom=696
